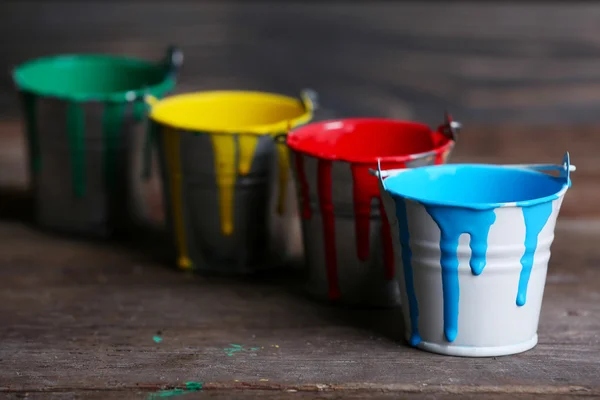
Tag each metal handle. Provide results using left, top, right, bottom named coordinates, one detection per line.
left=300, top=88, right=319, bottom=112
left=371, top=152, right=576, bottom=182
left=273, top=91, right=318, bottom=144
left=437, top=110, right=461, bottom=141
left=163, top=45, right=184, bottom=80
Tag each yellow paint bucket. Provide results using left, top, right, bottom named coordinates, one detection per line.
left=145, top=89, right=316, bottom=273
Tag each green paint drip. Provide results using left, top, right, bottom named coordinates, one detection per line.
left=21, top=92, right=41, bottom=173
left=102, top=102, right=124, bottom=194
left=133, top=98, right=147, bottom=122
left=147, top=381, right=203, bottom=399
left=224, top=344, right=260, bottom=357
left=66, top=102, right=86, bottom=197
left=153, top=335, right=162, bottom=343
left=142, top=120, right=159, bottom=180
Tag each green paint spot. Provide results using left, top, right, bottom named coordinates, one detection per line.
left=66, top=102, right=86, bottom=198
left=102, top=102, right=124, bottom=194
left=223, top=344, right=260, bottom=357
left=21, top=91, right=41, bottom=173
left=147, top=381, right=203, bottom=399
left=153, top=336, right=162, bottom=343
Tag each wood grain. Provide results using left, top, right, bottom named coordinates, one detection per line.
left=1, top=2, right=600, bottom=398
left=4, top=2, right=600, bottom=124
left=0, top=218, right=599, bottom=397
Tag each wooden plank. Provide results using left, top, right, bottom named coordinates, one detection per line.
left=4, top=2, right=600, bottom=124
left=1, top=390, right=594, bottom=400
left=0, top=219, right=598, bottom=396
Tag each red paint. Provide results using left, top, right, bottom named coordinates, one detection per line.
left=317, top=160, right=340, bottom=300
left=294, top=153, right=312, bottom=220
left=287, top=118, right=455, bottom=298
left=351, top=164, right=400, bottom=279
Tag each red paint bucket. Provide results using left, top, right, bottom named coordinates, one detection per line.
left=286, top=114, right=458, bottom=306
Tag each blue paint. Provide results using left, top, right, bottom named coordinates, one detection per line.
left=425, top=206, right=496, bottom=342
left=393, top=196, right=421, bottom=347
left=516, top=202, right=553, bottom=306
left=382, top=163, right=570, bottom=344
left=383, top=164, right=566, bottom=210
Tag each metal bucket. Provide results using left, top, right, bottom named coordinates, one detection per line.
left=376, top=153, right=574, bottom=356
left=12, top=46, right=183, bottom=237
left=285, top=113, right=459, bottom=307
left=145, top=90, right=317, bottom=273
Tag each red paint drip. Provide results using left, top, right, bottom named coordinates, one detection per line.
left=350, top=164, right=399, bottom=280
left=434, top=151, right=444, bottom=165
left=294, top=153, right=312, bottom=220
left=317, top=160, right=340, bottom=300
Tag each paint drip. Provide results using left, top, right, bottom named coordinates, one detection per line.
left=294, top=154, right=399, bottom=300
left=210, top=134, right=289, bottom=236
left=396, top=201, right=554, bottom=345
left=163, top=128, right=192, bottom=270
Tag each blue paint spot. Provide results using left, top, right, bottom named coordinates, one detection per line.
left=516, top=202, right=553, bottom=307
left=425, top=206, right=496, bottom=342
left=394, top=196, right=421, bottom=347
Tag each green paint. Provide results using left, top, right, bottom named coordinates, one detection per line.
left=13, top=54, right=176, bottom=103
left=147, top=381, right=203, bottom=399
left=153, top=335, right=162, bottom=343
left=66, top=102, right=86, bottom=198
left=224, top=344, right=260, bottom=357
left=134, top=98, right=147, bottom=122
left=102, top=102, right=125, bottom=194
left=142, top=120, right=160, bottom=180
left=12, top=51, right=178, bottom=203
left=21, top=91, right=41, bottom=173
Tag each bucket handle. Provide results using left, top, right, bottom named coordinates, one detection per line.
left=162, top=45, right=184, bottom=80
left=273, top=88, right=319, bottom=144
left=300, top=88, right=319, bottom=112
left=370, top=152, right=576, bottom=182
left=437, top=111, right=461, bottom=142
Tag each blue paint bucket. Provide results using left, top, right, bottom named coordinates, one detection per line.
left=376, top=153, right=574, bottom=357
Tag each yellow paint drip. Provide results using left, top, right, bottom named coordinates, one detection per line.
left=163, top=128, right=192, bottom=270
left=148, top=90, right=314, bottom=238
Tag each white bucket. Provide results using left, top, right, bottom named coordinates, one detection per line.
left=376, top=153, right=574, bottom=357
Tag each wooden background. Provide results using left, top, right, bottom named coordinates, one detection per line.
left=2, top=2, right=600, bottom=202
left=1, top=3, right=600, bottom=398
left=4, top=1, right=600, bottom=125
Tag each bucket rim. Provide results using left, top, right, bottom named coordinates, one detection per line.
left=147, top=90, right=314, bottom=135
left=382, top=163, right=570, bottom=210
left=13, top=53, right=176, bottom=103
left=287, top=117, right=455, bottom=164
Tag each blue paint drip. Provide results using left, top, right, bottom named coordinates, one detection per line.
left=516, top=202, right=553, bottom=307
left=394, top=196, right=421, bottom=347
left=425, top=206, right=496, bottom=343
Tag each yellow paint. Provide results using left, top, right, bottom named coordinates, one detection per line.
left=163, top=127, right=192, bottom=270
left=148, top=90, right=313, bottom=238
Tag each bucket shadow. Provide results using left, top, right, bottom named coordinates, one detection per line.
left=0, top=186, right=35, bottom=223
left=282, top=278, right=407, bottom=345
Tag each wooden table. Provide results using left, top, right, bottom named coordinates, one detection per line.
left=0, top=120, right=598, bottom=400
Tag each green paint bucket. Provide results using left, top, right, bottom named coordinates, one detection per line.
left=13, top=46, right=183, bottom=236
